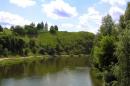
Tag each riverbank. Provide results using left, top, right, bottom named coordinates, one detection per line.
left=90, top=68, right=103, bottom=86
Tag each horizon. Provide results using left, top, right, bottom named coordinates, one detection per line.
left=0, top=0, right=130, bottom=33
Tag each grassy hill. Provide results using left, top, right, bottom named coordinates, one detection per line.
left=36, top=31, right=94, bottom=47
left=0, top=30, right=95, bottom=56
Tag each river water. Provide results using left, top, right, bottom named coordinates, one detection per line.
left=0, top=67, right=92, bottom=86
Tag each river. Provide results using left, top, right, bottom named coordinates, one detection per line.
left=0, top=56, right=93, bottom=86
left=0, top=67, right=92, bottom=86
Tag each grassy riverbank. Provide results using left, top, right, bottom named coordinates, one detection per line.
left=0, top=55, right=89, bottom=66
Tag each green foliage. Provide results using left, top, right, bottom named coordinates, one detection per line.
left=92, top=14, right=119, bottom=86
left=49, top=25, right=58, bottom=34
left=100, top=15, right=114, bottom=36
left=12, top=25, right=25, bottom=36
left=0, top=31, right=94, bottom=57
left=90, top=68, right=103, bottom=86
left=37, top=32, right=94, bottom=55
left=124, top=2, right=130, bottom=22
left=0, top=25, right=3, bottom=32
left=91, top=2, right=130, bottom=86
left=37, top=22, right=44, bottom=31
left=119, top=15, right=126, bottom=30
left=116, top=29, right=130, bottom=86
left=24, top=24, right=38, bottom=37
left=93, top=36, right=117, bottom=70
left=0, top=36, right=26, bottom=56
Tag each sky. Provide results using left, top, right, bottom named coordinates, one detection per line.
left=0, top=0, right=130, bottom=33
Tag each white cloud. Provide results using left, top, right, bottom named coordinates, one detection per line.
left=59, top=23, right=86, bottom=32
left=0, top=11, right=31, bottom=27
left=109, top=6, right=124, bottom=22
left=10, top=0, right=36, bottom=8
left=58, top=7, right=103, bottom=33
left=79, top=7, right=103, bottom=33
left=101, top=0, right=127, bottom=23
left=59, top=23, right=75, bottom=31
left=101, top=0, right=127, bottom=6
left=42, top=0, right=78, bottom=19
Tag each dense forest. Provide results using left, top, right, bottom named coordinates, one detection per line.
left=1, top=2, right=130, bottom=86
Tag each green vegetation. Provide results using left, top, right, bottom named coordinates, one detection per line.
left=91, top=2, right=130, bottom=86
left=0, top=23, right=94, bottom=57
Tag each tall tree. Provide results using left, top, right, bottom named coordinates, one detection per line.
left=124, top=2, right=130, bottom=22
left=116, top=29, right=130, bottom=86
left=0, top=25, right=3, bottom=32
left=54, top=25, right=58, bottom=31
left=99, top=15, right=114, bottom=36
left=37, top=22, right=44, bottom=31
left=119, top=15, right=126, bottom=30
left=93, top=36, right=117, bottom=70
left=41, top=22, right=44, bottom=30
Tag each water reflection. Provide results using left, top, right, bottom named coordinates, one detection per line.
left=0, top=67, right=92, bottom=86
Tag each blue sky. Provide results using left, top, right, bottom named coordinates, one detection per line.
left=0, top=0, right=130, bottom=33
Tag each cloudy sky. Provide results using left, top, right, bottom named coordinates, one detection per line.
left=0, top=0, right=130, bottom=33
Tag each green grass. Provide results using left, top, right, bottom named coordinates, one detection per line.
left=0, top=55, right=89, bottom=67
left=36, top=31, right=94, bottom=47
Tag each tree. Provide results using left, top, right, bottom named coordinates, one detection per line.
left=39, top=48, right=46, bottom=55
left=99, top=15, right=114, bottom=36
left=116, top=29, right=130, bottom=86
left=0, top=44, right=3, bottom=55
left=10, top=26, right=15, bottom=31
left=49, top=25, right=58, bottom=34
left=0, top=25, right=3, bottom=32
left=25, top=24, right=38, bottom=36
left=124, top=2, right=130, bottom=22
left=23, top=48, right=29, bottom=56
left=29, top=39, right=36, bottom=49
left=12, top=25, right=25, bottom=36
left=50, top=26, right=56, bottom=34
left=54, top=25, right=58, bottom=31
left=93, top=36, right=117, bottom=70
left=119, top=15, right=126, bottom=30
left=37, top=22, right=44, bottom=31
left=30, top=22, right=35, bottom=28
left=41, top=22, right=44, bottom=30
left=3, top=48, right=9, bottom=56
